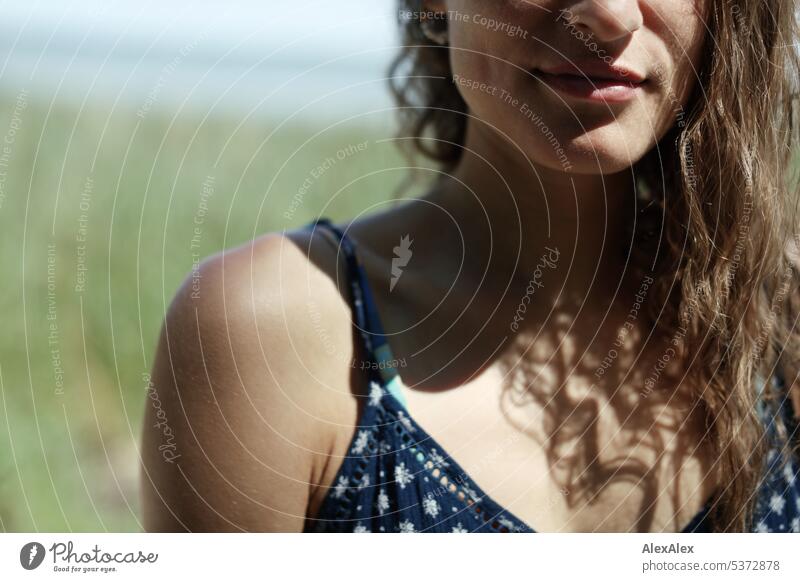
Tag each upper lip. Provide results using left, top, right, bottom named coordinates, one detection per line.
left=535, top=62, right=646, bottom=84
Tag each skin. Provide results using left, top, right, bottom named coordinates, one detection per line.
left=141, top=0, right=717, bottom=532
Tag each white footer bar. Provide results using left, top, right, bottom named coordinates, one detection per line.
left=1, top=533, right=798, bottom=581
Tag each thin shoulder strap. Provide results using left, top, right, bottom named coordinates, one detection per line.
left=309, top=218, right=407, bottom=406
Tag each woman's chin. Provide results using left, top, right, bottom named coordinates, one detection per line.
left=530, top=141, right=646, bottom=176
left=504, top=116, right=650, bottom=176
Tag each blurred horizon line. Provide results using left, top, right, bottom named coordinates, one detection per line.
left=0, top=0, right=400, bottom=121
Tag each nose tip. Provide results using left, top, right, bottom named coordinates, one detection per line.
left=561, top=1, right=643, bottom=42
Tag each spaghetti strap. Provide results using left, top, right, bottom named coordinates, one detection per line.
left=309, top=217, right=407, bottom=407
left=304, top=219, right=800, bottom=534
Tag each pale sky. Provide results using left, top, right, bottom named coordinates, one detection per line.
left=0, top=0, right=399, bottom=118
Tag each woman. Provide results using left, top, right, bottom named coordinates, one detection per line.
left=141, top=0, right=800, bottom=532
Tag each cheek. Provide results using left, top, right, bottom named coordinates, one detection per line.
left=647, top=1, right=707, bottom=123
left=445, top=0, right=545, bottom=83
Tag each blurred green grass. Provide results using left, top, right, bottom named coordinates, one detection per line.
left=0, top=89, right=418, bottom=531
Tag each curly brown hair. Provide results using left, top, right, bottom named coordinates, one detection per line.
left=389, top=0, right=800, bottom=532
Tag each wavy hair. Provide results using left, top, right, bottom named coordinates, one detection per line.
left=389, top=0, right=800, bottom=531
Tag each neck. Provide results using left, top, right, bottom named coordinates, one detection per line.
left=425, top=122, right=640, bottom=304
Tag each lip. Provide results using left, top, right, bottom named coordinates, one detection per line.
left=532, top=63, right=647, bottom=103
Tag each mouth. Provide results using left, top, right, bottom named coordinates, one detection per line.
left=531, top=65, right=647, bottom=103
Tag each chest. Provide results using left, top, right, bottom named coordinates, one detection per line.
left=400, top=364, right=715, bottom=532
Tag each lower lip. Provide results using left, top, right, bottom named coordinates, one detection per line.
left=533, top=71, right=645, bottom=103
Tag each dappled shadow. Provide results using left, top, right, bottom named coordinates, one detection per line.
left=491, top=288, right=712, bottom=532
left=297, top=219, right=714, bottom=532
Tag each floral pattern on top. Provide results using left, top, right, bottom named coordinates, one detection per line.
left=304, top=217, right=800, bottom=533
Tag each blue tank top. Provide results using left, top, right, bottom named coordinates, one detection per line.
left=304, top=217, right=800, bottom=533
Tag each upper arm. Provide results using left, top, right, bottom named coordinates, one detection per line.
left=139, top=233, right=353, bottom=532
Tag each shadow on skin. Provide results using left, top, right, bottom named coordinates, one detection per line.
left=298, top=224, right=714, bottom=532
left=493, top=296, right=713, bottom=532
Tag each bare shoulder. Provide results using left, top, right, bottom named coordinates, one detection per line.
left=140, top=225, right=360, bottom=532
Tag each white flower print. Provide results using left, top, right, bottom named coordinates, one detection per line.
left=397, top=410, right=416, bottom=433
left=769, top=493, right=786, bottom=516
left=462, top=485, right=482, bottom=503
left=398, top=519, right=416, bottom=533
left=353, top=523, right=369, bottom=533
left=395, top=462, right=415, bottom=489
left=755, top=521, right=771, bottom=533
left=783, top=462, right=797, bottom=486
left=451, top=522, right=469, bottom=533
left=423, top=494, right=441, bottom=518
left=332, top=475, right=349, bottom=499
left=376, top=489, right=390, bottom=515
left=357, top=474, right=371, bottom=490
left=369, top=382, right=383, bottom=406
left=498, top=517, right=517, bottom=531
left=378, top=440, right=393, bottom=454
left=428, top=448, right=450, bottom=469
left=791, top=517, right=800, bottom=533
left=352, top=430, right=370, bottom=455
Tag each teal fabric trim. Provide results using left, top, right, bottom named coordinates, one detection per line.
left=384, top=376, right=408, bottom=409
left=372, top=343, right=407, bottom=407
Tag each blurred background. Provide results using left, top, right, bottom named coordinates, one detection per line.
left=0, top=0, right=421, bottom=531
